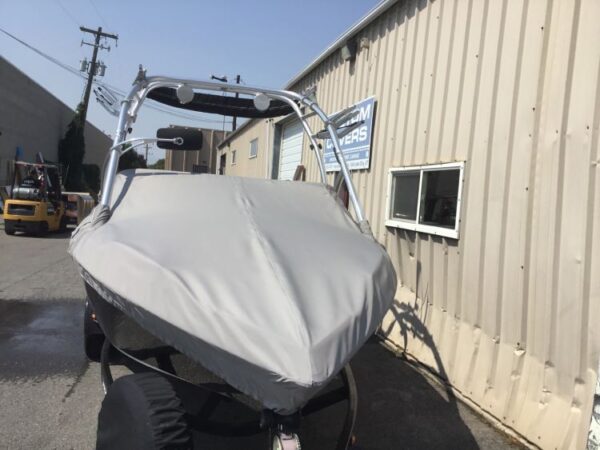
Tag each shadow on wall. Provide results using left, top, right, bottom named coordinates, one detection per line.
left=373, top=239, right=493, bottom=447
left=383, top=297, right=452, bottom=388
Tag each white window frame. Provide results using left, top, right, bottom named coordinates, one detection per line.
left=231, top=149, right=237, bottom=166
left=385, top=162, right=465, bottom=239
left=249, top=138, right=258, bottom=159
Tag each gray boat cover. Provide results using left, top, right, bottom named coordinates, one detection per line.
left=69, top=169, right=396, bottom=413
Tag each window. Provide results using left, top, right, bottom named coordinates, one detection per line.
left=219, top=153, right=226, bottom=175
left=386, top=162, right=464, bottom=239
left=249, top=138, right=258, bottom=159
left=191, top=164, right=208, bottom=174
left=231, top=150, right=237, bottom=165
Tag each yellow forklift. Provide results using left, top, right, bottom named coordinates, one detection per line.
left=3, top=154, right=67, bottom=236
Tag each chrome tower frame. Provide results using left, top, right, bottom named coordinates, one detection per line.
left=100, top=67, right=368, bottom=226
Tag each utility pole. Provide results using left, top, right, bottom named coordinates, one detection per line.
left=232, top=74, right=241, bottom=131
left=79, top=26, right=118, bottom=123
left=210, top=74, right=242, bottom=132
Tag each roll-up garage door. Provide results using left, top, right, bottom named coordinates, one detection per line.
left=278, top=120, right=303, bottom=181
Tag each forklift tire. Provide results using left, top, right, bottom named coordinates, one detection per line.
left=96, top=373, right=192, bottom=450
left=84, top=300, right=105, bottom=362
left=37, top=221, right=49, bottom=236
left=59, top=216, right=68, bottom=233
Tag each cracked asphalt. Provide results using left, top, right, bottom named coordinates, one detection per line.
left=0, top=220, right=524, bottom=449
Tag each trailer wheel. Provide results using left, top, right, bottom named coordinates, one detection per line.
left=272, top=432, right=301, bottom=450
left=96, top=373, right=192, bottom=450
left=83, top=300, right=104, bottom=362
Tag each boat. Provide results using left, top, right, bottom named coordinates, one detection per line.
left=69, top=66, right=397, bottom=450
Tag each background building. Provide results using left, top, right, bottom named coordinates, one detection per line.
left=216, top=0, right=600, bottom=448
left=218, top=120, right=273, bottom=178
left=0, top=56, right=111, bottom=186
left=165, top=127, right=225, bottom=174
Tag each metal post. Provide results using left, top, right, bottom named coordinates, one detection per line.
left=99, top=98, right=131, bottom=207
left=303, top=100, right=366, bottom=223
left=232, top=75, right=241, bottom=131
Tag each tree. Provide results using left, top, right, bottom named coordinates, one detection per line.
left=82, top=163, right=101, bottom=194
left=118, top=146, right=147, bottom=171
left=148, top=158, right=165, bottom=170
left=58, top=103, right=86, bottom=190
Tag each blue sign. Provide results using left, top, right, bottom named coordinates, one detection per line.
left=323, top=97, right=375, bottom=172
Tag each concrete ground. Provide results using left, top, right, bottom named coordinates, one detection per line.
left=0, top=220, right=524, bottom=449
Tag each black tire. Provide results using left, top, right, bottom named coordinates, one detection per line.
left=37, top=221, right=49, bottom=236
left=4, top=226, right=15, bottom=235
left=84, top=300, right=104, bottom=362
left=96, top=373, right=192, bottom=450
left=59, top=216, right=68, bottom=233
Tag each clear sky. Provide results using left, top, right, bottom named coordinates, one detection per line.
left=0, top=0, right=380, bottom=163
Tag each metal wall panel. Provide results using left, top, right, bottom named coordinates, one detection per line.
left=225, top=1, right=600, bottom=447
left=294, top=1, right=600, bottom=447
left=165, top=129, right=225, bottom=173
left=278, top=121, right=304, bottom=180
left=216, top=120, right=271, bottom=178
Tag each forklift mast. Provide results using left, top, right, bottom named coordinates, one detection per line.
left=10, top=153, right=63, bottom=202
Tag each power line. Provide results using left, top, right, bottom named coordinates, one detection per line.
left=145, top=102, right=232, bottom=124
left=92, top=79, right=233, bottom=124
left=0, top=27, right=232, bottom=127
left=53, top=0, right=81, bottom=26
left=0, top=27, right=84, bottom=77
left=87, top=0, right=109, bottom=28
left=93, top=80, right=231, bottom=124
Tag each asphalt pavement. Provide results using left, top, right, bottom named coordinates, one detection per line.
left=0, top=220, right=524, bottom=449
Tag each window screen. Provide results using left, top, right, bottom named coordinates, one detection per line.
left=249, top=138, right=258, bottom=158
left=390, top=171, right=420, bottom=221
left=386, top=162, right=463, bottom=239
left=419, top=169, right=460, bottom=228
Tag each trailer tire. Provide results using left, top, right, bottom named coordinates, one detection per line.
left=83, top=300, right=104, bottom=362
left=96, top=373, right=192, bottom=450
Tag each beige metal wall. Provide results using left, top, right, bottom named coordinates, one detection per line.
left=165, top=129, right=225, bottom=173
left=217, top=119, right=272, bottom=178
left=225, top=1, right=600, bottom=448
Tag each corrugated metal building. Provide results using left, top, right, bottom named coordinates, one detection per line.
left=217, top=1, right=600, bottom=448
left=217, top=120, right=273, bottom=178
left=0, top=56, right=112, bottom=186
left=164, top=127, right=225, bottom=174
